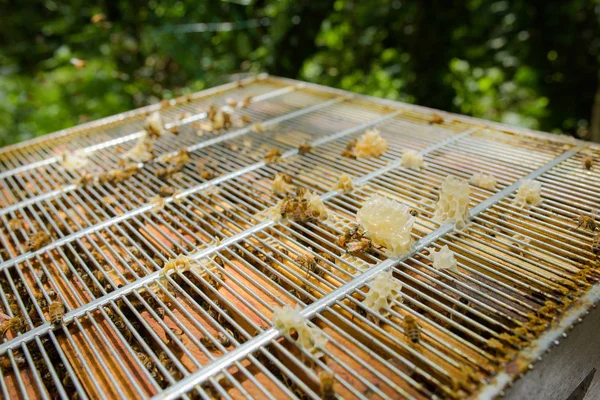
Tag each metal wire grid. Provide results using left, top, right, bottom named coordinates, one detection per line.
left=0, top=76, right=596, bottom=400
left=0, top=75, right=282, bottom=166
left=0, top=85, right=339, bottom=208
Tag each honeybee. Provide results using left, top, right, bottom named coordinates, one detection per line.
left=113, top=316, right=133, bottom=343
left=156, top=165, right=183, bottom=180
left=264, top=148, right=282, bottom=163
left=159, top=186, right=175, bottom=198
left=268, top=272, right=281, bottom=284
left=164, top=149, right=191, bottom=166
left=206, top=271, right=225, bottom=289
left=430, top=113, right=444, bottom=125
left=213, top=255, right=225, bottom=268
left=583, top=155, right=593, bottom=170
left=221, top=110, right=233, bottom=130
left=242, top=95, right=253, bottom=108
left=341, top=139, right=357, bottom=159
left=111, top=314, right=133, bottom=343
left=296, top=252, right=318, bottom=277
left=337, top=224, right=359, bottom=247
left=159, top=351, right=183, bottom=380
left=201, top=383, right=221, bottom=400
left=206, top=106, right=232, bottom=130
left=205, top=301, right=220, bottom=320
left=346, top=237, right=372, bottom=255
left=298, top=144, right=312, bottom=154
left=37, top=270, right=48, bottom=284
left=318, top=371, right=335, bottom=400
left=216, top=307, right=230, bottom=325
left=28, top=304, right=41, bottom=323
left=0, top=316, right=24, bottom=337
left=592, top=234, right=600, bottom=256
left=0, top=354, right=25, bottom=369
left=250, top=123, right=265, bottom=133
left=75, top=172, right=95, bottom=185
left=28, top=231, right=50, bottom=251
left=200, top=335, right=217, bottom=350
left=8, top=218, right=23, bottom=232
left=299, top=283, right=315, bottom=302
left=0, top=356, right=11, bottom=370
left=136, top=350, right=155, bottom=371
left=34, top=293, right=48, bottom=308
left=349, top=301, right=367, bottom=321
left=48, top=302, right=66, bottom=325
left=337, top=225, right=371, bottom=255
left=217, top=331, right=231, bottom=347
left=200, top=170, right=216, bottom=180
left=574, top=210, right=597, bottom=232
left=155, top=305, right=166, bottom=320
left=403, top=315, right=421, bottom=344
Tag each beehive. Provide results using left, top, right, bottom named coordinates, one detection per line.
left=0, top=74, right=599, bottom=399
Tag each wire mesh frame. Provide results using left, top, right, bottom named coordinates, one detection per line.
left=0, top=75, right=598, bottom=400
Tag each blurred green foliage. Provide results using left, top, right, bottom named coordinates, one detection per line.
left=1, top=0, right=599, bottom=146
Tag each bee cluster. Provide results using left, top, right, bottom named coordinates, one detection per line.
left=27, top=231, right=50, bottom=252
left=298, top=143, right=312, bottom=154
left=0, top=336, right=79, bottom=398
left=122, top=136, right=155, bottom=163
left=155, top=149, right=191, bottom=180
left=195, top=101, right=253, bottom=135
left=336, top=224, right=372, bottom=255
left=66, top=95, right=257, bottom=194
left=264, top=148, right=283, bottom=163
left=96, top=163, right=141, bottom=185
left=93, top=258, right=235, bottom=391
left=236, top=236, right=334, bottom=304
left=0, top=270, right=73, bottom=397
left=267, top=187, right=329, bottom=224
